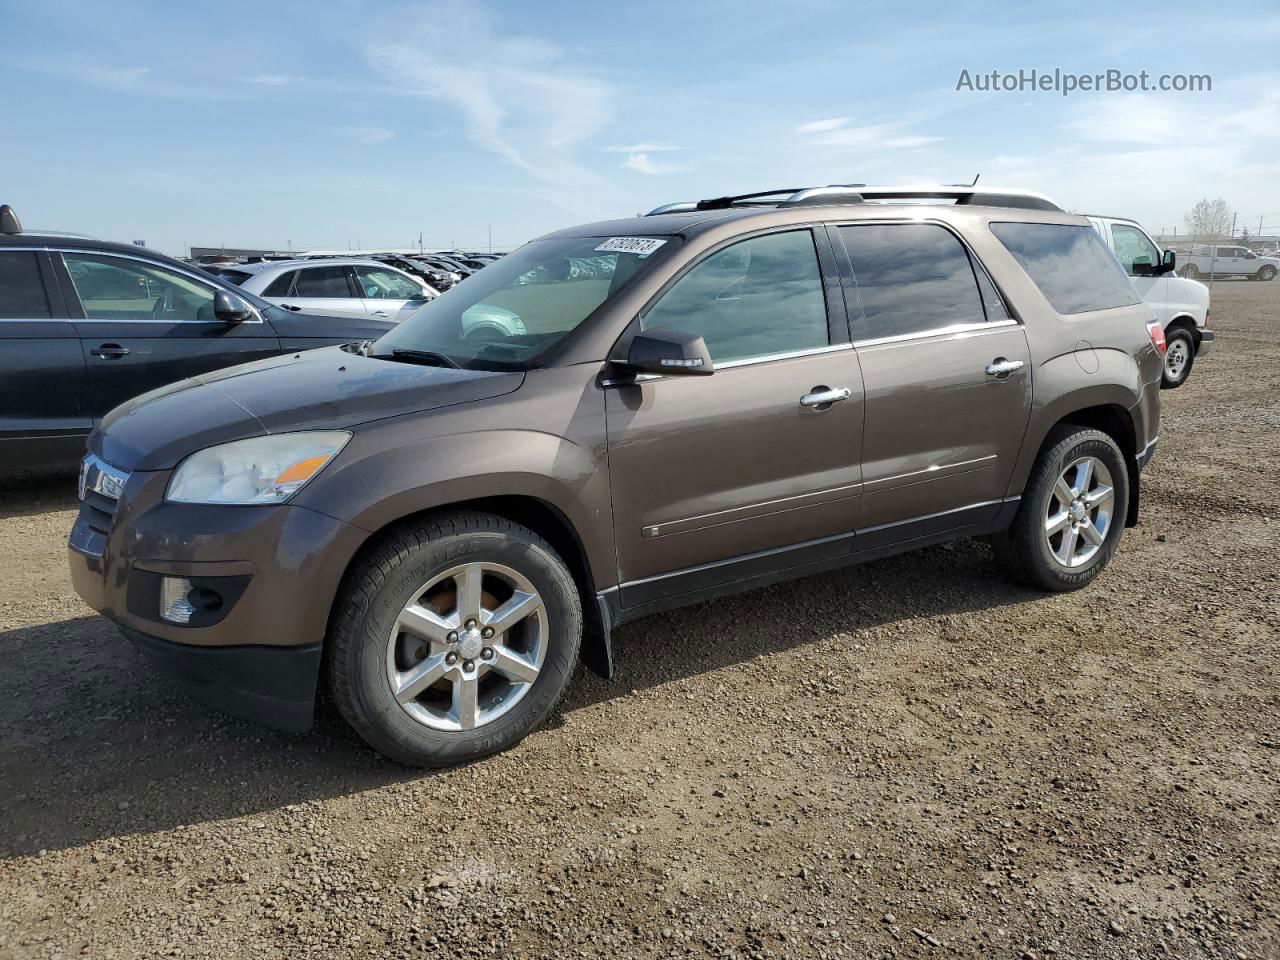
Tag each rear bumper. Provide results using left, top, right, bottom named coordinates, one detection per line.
left=1196, top=329, right=1215, bottom=357
left=122, top=628, right=322, bottom=733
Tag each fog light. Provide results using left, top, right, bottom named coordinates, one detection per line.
left=159, top=577, right=196, bottom=624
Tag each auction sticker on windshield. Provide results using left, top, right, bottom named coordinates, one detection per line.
left=595, top=237, right=667, bottom=257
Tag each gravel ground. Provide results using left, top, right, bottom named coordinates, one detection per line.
left=1, top=281, right=1277, bottom=960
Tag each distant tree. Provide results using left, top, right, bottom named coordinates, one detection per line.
left=1183, top=198, right=1233, bottom=243
left=1240, top=225, right=1251, bottom=244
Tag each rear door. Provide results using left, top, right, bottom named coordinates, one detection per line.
left=0, top=249, right=92, bottom=469
left=55, top=251, right=280, bottom=420
left=275, top=264, right=368, bottom=318
left=605, top=227, right=865, bottom=604
left=352, top=264, right=430, bottom=322
left=833, top=221, right=1032, bottom=538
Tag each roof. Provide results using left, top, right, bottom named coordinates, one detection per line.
left=231, top=257, right=412, bottom=274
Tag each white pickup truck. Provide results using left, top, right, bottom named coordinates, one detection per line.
left=1088, top=215, right=1213, bottom=389
left=1179, top=244, right=1278, bottom=282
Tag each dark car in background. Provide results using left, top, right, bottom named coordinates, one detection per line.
left=0, top=206, right=393, bottom=474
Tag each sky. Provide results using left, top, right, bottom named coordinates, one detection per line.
left=3, top=0, right=1279, bottom=256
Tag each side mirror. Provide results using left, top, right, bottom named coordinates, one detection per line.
left=1131, top=254, right=1156, bottom=277
left=1244, top=251, right=1257, bottom=260
left=213, top=289, right=254, bottom=323
left=622, top=327, right=714, bottom=376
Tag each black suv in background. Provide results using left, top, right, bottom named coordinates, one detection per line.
left=0, top=206, right=394, bottom=474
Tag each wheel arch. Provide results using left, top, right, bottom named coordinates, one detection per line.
left=1166, top=314, right=1199, bottom=346
left=326, top=492, right=615, bottom=681
left=1046, top=403, right=1142, bottom=528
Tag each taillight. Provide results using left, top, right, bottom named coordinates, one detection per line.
left=1147, top=321, right=1167, bottom=354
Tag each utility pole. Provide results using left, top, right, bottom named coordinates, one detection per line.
left=488, top=223, right=492, bottom=254
left=1230, top=212, right=1237, bottom=241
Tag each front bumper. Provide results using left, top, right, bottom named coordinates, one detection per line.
left=1196, top=329, right=1215, bottom=357
left=122, top=628, right=322, bottom=733
left=69, top=466, right=367, bottom=732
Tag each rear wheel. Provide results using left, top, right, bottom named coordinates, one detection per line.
left=1183, top=264, right=1200, bottom=279
left=328, top=512, right=582, bottom=767
left=1161, top=328, right=1195, bottom=389
left=992, top=427, right=1129, bottom=591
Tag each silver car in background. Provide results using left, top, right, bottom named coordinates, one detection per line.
left=235, top=258, right=439, bottom=321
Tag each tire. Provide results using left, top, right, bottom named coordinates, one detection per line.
left=1259, top=265, right=1277, bottom=281
left=1182, top=264, right=1199, bottom=279
left=991, top=427, right=1129, bottom=592
left=1161, top=328, right=1195, bottom=389
left=328, top=511, right=582, bottom=767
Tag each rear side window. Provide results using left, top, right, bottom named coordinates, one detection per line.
left=0, top=252, right=52, bottom=319
left=838, top=223, right=986, bottom=341
left=262, top=271, right=296, bottom=297
left=991, top=223, right=1140, bottom=314
left=293, top=266, right=352, bottom=298
left=0, top=252, right=53, bottom=320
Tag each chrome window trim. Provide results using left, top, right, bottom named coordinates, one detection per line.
left=0, top=245, right=266, bottom=325
left=600, top=342, right=853, bottom=387
left=854, top=318, right=1018, bottom=348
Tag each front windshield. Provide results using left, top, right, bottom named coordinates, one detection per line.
left=371, top=235, right=680, bottom=370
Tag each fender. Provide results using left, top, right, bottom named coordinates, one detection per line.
left=1008, top=347, right=1142, bottom=496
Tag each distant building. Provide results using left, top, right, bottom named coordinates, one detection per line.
left=189, top=246, right=293, bottom=262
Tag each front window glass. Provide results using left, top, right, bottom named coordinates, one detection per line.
left=640, top=230, right=828, bottom=363
left=64, top=253, right=216, bottom=321
left=373, top=236, right=679, bottom=370
left=355, top=265, right=422, bottom=300
left=1111, top=224, right=1160, bottom=275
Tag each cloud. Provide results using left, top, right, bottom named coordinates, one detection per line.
left=606, top=143, right=680, bottom=153
left=795, top=117, right=848, bottom=134
left=623, top=152, right=688, bottom=176
left=364, top=1, right=614, bottom=206
left=795, top=116, right=941, bottom=150
left=245, top=73, right=293, bottom=86
left=338, top=126, right=395, bottom=144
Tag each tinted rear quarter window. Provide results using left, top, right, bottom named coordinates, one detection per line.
left=991, top=222, right=1140, bottom=315
left=262, top=271, right=296, bottom=297
left=838, top=223, right=986, bottom=340
left=0, top=251, right=52, bottom=319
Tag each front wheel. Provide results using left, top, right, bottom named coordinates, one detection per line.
left=328, top=512, right=582, bottom=767
left=1259, top=265, right=1277, bottom=282
left=1161, top=328, right=1195, bottom=388
left=992, top=427, right=1129, bottom=591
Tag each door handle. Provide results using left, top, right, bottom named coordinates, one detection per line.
left=371, top=310, right=390, bottom=318
left=984, top=358, right=1024, bottom=378
left=90, top=344, right=131, bottom=359
left=800, top=386, right=852, bottom=408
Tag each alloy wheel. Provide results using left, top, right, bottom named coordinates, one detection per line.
left=386, top=562, right=546, bottom=731
left=1044, top=456, right=1115, bottom=568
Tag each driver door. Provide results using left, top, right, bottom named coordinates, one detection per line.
left=55, top=252, right=279, bottom=420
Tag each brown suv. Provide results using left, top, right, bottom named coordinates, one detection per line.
left=68, top=185, right=1164, bottom=766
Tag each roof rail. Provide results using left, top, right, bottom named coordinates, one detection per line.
left=644, top=183, right=1061, bottom=216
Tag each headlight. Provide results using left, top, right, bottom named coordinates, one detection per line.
left=166, top=431, right=351, bottom=505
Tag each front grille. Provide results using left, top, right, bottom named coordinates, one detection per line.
left=81, top=490, right=118, bottom=536
left=70, top=455, right=131, bottom=557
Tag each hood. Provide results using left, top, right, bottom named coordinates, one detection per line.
left=92, top=346, right=523, bottom=471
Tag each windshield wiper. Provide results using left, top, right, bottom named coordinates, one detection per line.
left=383, top=348, right=461, bottom=369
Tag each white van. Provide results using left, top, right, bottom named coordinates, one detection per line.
left=1087, top=216, right=1213, bottom=389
